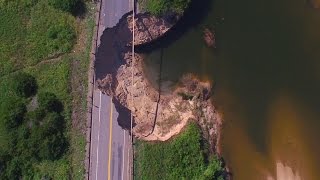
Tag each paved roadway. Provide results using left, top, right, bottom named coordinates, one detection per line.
left=90, top=0, right=132, bottom=179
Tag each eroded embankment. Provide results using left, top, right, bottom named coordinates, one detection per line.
left=94, top=12, right=222, bottom=151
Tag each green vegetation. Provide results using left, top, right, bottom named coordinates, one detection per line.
left=2, top=98, right=27, bottom=129
left=0, top=0, right=76, bottom=75
left=0, top=0, right=96, bottom=178
left=12, top=72, right=38, bottom=98
left=134, top=123, right=226, bottom=180
left=38, top=92, right=63, bottom=113
left=48, top=0, right=79, bottom=13
left=140, top=0, right=191, bottom=16
left=0, top=74, right=68, bottom=179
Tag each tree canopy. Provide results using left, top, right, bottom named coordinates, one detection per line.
left=48, top=0, right=78, bottom=13
left=38, top=92, right=63, bottom=113
left=2, top=99, right=26, bottom=129
left=0, top=79, right=67, bottom=179
left=135, top=123, right=227, bottom=179
left=12, top=72, right=37, bottom=98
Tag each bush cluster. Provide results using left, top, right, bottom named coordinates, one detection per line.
left=0, top=73, right=68, bottom=179
left=135, top=123, right=226, bottom=180
left=48, top=0, right=79, bottom=13
left=12, top=72, right=38, bottom=98
left=145, top=0, right=191, bottom=16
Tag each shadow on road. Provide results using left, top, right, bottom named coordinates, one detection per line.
left=95, top=11, right=134, bottom=131
left=113, top=98, right=136, bottom=130
left=95, top=11, right=133, bottom=81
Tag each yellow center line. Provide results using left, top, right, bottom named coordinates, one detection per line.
left=108, top=97, right=113, bottom=180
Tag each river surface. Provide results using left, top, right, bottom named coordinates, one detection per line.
left=141, top=0, right=320, bottom=179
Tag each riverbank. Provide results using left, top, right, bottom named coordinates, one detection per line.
left=134, top=122, right=226, bottom=179
left=141, top=0, right=320, bottom=178
left=95, top=8, right=225, bottom=156
left=99, top=51, right=222, bottom=147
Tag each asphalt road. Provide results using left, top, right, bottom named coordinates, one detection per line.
left=90, top=91, right=130, bottom=180
left=89, top=0, right=131, bottom=179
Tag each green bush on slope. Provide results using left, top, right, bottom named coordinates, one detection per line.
left=38, top=92, right=63, bottom=113
left=135, top=123, right=226, bottom=180
left=145, top=0, right=191, bottom=15
left=2, top=99, right=27, bottom=129
left=12, top=72, right=38, bottom=98
left=0, top=75, right=68, bottom=179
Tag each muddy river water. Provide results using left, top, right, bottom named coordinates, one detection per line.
left=141, top=0, right=320, bottom=179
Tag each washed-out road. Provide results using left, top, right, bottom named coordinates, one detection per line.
left=89, top=0, right=132, bottom=179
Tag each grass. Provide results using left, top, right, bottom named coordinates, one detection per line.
left=0, top=0, right=76, bottom=76
left=67, top=4, right=95, bottom=178
left=134, top=122, right=226, bottom=180
left=26, top=0, right=76, bottom=65
left=0, top=0, right=96, bottom=178
left=25, top=58, right=72, bottom=120
left=0, top=3, right=27, bottom=75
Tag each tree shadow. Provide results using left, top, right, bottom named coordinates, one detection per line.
left=72, top=0, right=87, bottom=18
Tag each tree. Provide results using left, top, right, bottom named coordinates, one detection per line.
left=25, top=108, right=45, bottom=126
left=38, top=132, right=67, bottom=160
left=48, top=0, right=78, bottom=13
left=5, top=157, right=21, bottom=180
left=29, top=111, right=66, bottom=160
left=3, top=99, right=26, bottom=129
left=38, top=92, right=63, bottom=113
left=12, top=72, right=37, bottom=98
left=0, top=156, right=4, bottom=178
left=201, top=156, right=225, bottom=180
left=40, top=112, right=64, bottom=136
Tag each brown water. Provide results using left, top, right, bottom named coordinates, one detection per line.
left=142, top=0, right=320, bottom=179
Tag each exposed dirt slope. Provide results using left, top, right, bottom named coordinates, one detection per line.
left=95, top=12, right=222, bottom=150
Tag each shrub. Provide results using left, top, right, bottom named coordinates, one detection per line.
left=12, top=72, right=38, bottom=98
left=201, top=156, right=225, bottom=180
left=172, top=0, right=191, bottom=13
left=25, top=108, right=45, bottom=125
left=28, top=111, right=66, bottom=161
left=145, top=0, right=191, bottom=15
left=146, top=0, right=169, bottom=16
left=5, top=157, right=21, bottom=180
left=47, top=24, right=76, bottom=52
left=0, top=156, right=4, bottom=178
left=38, top=92, right=63, bottom=113
left=48, top=0, right=78, bottom=13
left=3, top=99, right=26, bottom=129
left=38, top=132, right=67, bottom=160
left=40, top=112, right=64, bottom=136
left=135, top=123, right=222, bottom=179
left=135, top=123, right=227, bottom=179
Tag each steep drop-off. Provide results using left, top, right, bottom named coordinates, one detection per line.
left=95, top=12, right=222, bottom=151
